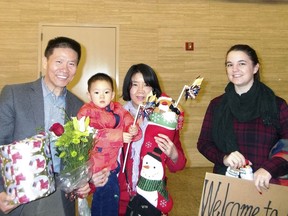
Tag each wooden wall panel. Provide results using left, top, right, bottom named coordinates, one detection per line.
left=0, top=0, right=287, bottom=167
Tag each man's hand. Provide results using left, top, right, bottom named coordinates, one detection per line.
left=0, top=192, right=19, bottom=214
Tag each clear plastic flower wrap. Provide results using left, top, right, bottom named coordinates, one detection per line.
left=56, top=160, right=92, bottom=216
left=56, top=160, right=92, bottom=193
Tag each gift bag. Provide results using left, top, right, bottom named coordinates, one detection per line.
left=0, top=132, right=55, bottom=204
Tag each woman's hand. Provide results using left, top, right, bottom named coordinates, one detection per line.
left=254, top=168, right=272, bottom=194
left=0, top=192, right=19, bottom=214
left=154, top=133, right=178, bottom=163
left=223, top=151, right=247, bottom=169
left=90, top=168, right=110, bottom=187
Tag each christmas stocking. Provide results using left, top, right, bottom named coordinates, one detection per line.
left=137, top=121, right=176, bottom=214
left=135, top=96, right=183, bottom=214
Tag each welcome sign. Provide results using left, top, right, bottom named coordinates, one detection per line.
left=199, top=173, right=288, bottom=216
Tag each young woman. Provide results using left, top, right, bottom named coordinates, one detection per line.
left=118, top=63, right=187, bottom=215
left=197, top=44, right=288, bottom=193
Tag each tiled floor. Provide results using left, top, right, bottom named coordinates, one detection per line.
left=77, top=167, right=213, bottom=216
left=166, top=167, right=213, bottom=216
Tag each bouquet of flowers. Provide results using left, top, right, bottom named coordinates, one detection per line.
left=49, top=116, right=96, bottom=216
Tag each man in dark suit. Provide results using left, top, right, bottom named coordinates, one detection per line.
left=0, top=37, right=109, bottom=215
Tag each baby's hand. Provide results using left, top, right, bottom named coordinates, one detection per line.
left=129, top=125, right=138, bottom=136
left=123, top=132, right=133, bottom=143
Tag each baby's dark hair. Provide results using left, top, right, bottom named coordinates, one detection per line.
left=87, top=73, right=114, bottom=92
left=44, top=36, right=81, bottom=65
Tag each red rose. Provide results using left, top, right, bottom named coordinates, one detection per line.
left=49, top=123, right=64, bottom=136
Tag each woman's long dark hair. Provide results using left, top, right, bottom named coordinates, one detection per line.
left=122, top=63, right=162, bottom=101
